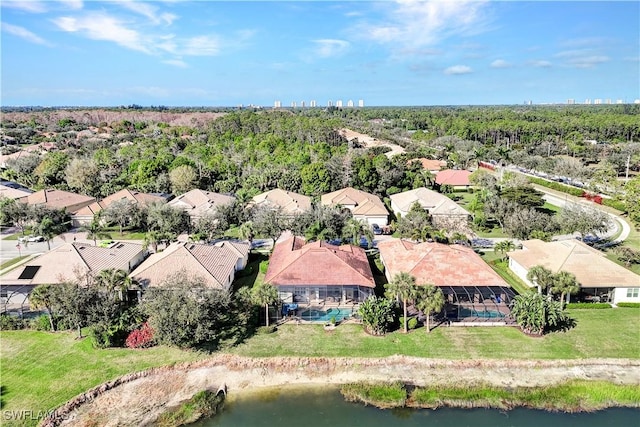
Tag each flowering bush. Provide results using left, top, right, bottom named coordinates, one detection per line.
left=125, top=322, right=155, bottom=349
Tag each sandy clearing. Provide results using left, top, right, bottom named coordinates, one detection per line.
left=44, top=355, right=640, bottom=427
left=339, top=128, right=406, bottom=158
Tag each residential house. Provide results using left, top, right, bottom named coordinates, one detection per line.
left=389, top=187, right=471, bottom=231
left=168, top=189, right=235, bottom=223
left=435, top=169, right=472, bottom=190
left=265, top=236, right=375, bottom=305
left=249, top=189, right=312, bottom=215
left=71, top=189, right=168, bottom=226
left=130, top=240, right=249, bottom=291
left=508, top=239, right=640, bottom=305
left=321, top=187, right=389, bottom=226
left=0, top=241, right=146, bottom=311
left=0, top=181, right=33, bottom=200
left=377, top=238, right=514, bottom=322
left=411, top=158, right=447, bottom=173
left=16, top=188, right=96, bottom=214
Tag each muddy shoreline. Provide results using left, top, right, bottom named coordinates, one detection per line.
left=41, top=355, right=640, bottom=427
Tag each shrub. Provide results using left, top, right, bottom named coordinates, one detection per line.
left=256, top=325, right=277, bottom=334
left=526, top=177, right=584, bottom=197
left=616, top=302, right=640, bottom=308
left=125, top=322, right=155, bottom=349
left=30, top=314, right=52, bottom=331
left=408, top=317, right=418, bottom=330
left=601, top=198, right=626, bottom=212
left=565, top=303, right=611, bottom=309
left=0, top=314, right=27, bottom=330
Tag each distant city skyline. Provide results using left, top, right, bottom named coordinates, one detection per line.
left=1, top=1, right=638, bottom=107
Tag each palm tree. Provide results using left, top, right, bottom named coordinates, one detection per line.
left=551, top=271, right=580, bottom=307
left=415, top=284, right=445, bottom=333
left=526, top=265, right=555, bottom=294
left=29, top=284, right=58, bottom=331
left=385, top=272, right=419, bottom=334
left=431, top=229, right=449, bottom=244
left=510, top=292, right=564, bottom=335
left=95, top=268, right=132, bottom=301
left=494, top=240, right=516, bottom=261
left=251, top=283, right=279, bottom=327
left=81, top=215, right=112, bottom=246
left=143, top=230, right=162, bottom=253
left=421, top=170, right=435, bottom=188
left=238, top=221, right=255, bottom=246
left=343, top=218, right=364, bottom=245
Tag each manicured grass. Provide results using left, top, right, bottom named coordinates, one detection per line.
left=0, top=255, right=29, bottom=271
left=231, top=252, right=268, bottom=290
left=479, top=251, right=532, bottom=295
left=228, top=308, right=640, bottom=359
left=0, top=330, right=204, bottom=426
left=473, top=227, right=510, bottom=238
left=1, top=309, right=638, bottom=425
left=102, top=228, right=146, bottom=240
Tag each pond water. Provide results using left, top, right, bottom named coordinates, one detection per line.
left=191, top=386, right=639, bottom=427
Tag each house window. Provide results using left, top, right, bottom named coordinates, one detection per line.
left=626, top=288, right=639, bottom=298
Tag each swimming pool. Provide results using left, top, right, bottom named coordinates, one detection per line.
left=299, top=308, right=354, bottom=322
left=458, top=308, right=506, bottom=319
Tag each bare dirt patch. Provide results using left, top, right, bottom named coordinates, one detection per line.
left=45, top=355, right=640, bottom=427
left=339, top=128, right=406, bottom=158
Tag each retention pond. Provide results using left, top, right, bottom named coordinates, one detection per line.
left=190, top=386, right=639, bottom=427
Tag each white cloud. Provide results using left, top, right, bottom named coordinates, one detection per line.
left=182, top=35, right=220, bottom=56
left=163, top=59, right=188, bottom=68
left=312, top=39, right=350, bottom=58
left=57, top=0, right=83, bottom=10
left=529, top=60, right=552, bottom=68
left=115, top=0, right=177, bottom=26
left=1, top=22, right=51, bottom=45
left=444, top=65, right=472, bottom=75
left=53, top=12, right=150, bottom=53
left=490, top=59, right=511, bottom=68
left=555, top=49, right=609, bottom=68
left=357, top=0, right=490, bottom=51
left=1, top=1, right=47, bottom=13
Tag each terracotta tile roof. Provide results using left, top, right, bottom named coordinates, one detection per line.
left=412, top=158, right=447, bottom=171
left=509, top=239, right=640, bottom=288
left=390, top=187, right=470, bottom=217
left=320, top=187, right=388, bottom=217
left=73, top=189, right=166, bottom=217
left=17, top=189, right=96, bottom=212
left=378, top=239, right=508, bottom=287
left=130, top=240, right=249, bottom=290
left=169, top=189, right=235, bottom=220
left=265, top=236, right=375, bottom=287
left=0, top=184, right=33, bottom=200
left=435, top=169, right=472, bottom=187
left=0, top=242, right=145, bottom=286
left=250, top=189, right=312, bottom=214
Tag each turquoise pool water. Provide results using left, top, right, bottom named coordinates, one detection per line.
left=299, top=307, right=353, bottom=322
left=459, top=308, right=506, bottom=319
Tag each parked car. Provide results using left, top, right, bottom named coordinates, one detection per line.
left=18, top=235, right=45, bottom=243
left=471, top=238, right=494, bottom=248
left=371, top=223, right=383, bottom=235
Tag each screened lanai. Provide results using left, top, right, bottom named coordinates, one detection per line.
left=276, top=284, right=375, bottom=306
left=439, top=285, right=517, bottom=322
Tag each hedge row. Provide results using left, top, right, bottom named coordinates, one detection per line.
left=565, top=303, right=612, bottom=309
left=616, top=302, right=640, bottom=308
left=527, top=176, right=584, bottom=197
left=601, top=198, right=626, bottom=213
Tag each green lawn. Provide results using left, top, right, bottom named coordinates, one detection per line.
left=228, top=309, right=640, bottom=359
left=1, top=309, right=638, bottom=425
left=0, top=330, right=204, bottom=426
left=0, top=256, right=29, bottom=271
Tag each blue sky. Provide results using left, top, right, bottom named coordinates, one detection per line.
left=1, top=1, right=638, bottom=107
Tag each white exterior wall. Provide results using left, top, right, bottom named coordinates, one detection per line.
left=355, top=214, right=388, bottom=227
left=389, top=200, right=406, bottom=218
left=508, top=258, right=536, bottom=288
left=612, top=287, right=640, bottom=305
